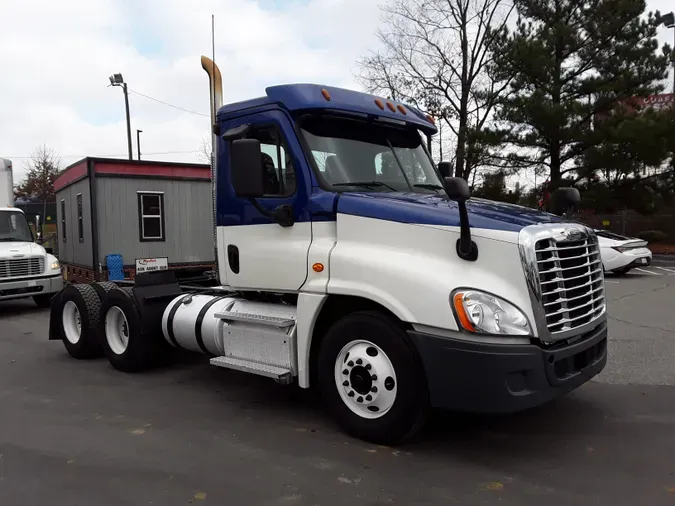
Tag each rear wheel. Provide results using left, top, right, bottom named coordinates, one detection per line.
left=612, top=266, right=632, bottom=276
left=54, top=284, right=104, bottom=359
left=317, top=310, right=430, bottom=445
left=101, top=287, right=158, bottom=372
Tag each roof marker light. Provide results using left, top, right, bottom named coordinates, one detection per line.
left=321, top=88, right=331, bottom=101
left=426, top=114, right=436, bottom=124
left=397, top=104, right=407, bottom=115
left=386, top=101, right=396, bottom=112
left=374, top=99, right=385, bottom=110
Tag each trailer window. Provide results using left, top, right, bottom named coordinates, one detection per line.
left=60, top=199, right=66, bottom=243
left=137, top=192, right=165, bottom=242
left=77, top=193, right=84, bottom=243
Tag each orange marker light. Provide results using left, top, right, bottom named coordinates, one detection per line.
left=386, top=101, right=396, bottom=112
left=312, top=263, right=325, bottom=273
left=397, top=104, right=407, bottom=114
left=374, top=99, right=385, bottom=110
left=425, top=114, right=436, bottom=124
left=321, top=89, right=331, bottom=101
left=452, top=292, right=476, bottom=332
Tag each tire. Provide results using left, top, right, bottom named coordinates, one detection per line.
left=317, top=310, right=430, bottom=445
left=54, top=284, right=104, bottom=359
left=33, top=293, right=54, bottom=309
left=90, top=281, right=118, bottom=300
left=100, top=287, right=158, bottom=373
left=612, top=267, right=632, bottom=276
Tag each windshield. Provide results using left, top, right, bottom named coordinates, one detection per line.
left=0, top=211, right=33, bottom=242
left=299, top=116, right=443, bottom=193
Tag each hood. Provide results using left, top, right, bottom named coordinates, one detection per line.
left=0, top=241, right=46, bottom=259
left=336, top=192, right=563, bottom=232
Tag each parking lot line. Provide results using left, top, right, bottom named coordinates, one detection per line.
left=654, top=266, right=675, bottom=274
left=635, top=267, right=661, bottom=275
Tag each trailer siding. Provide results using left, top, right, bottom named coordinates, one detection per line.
left=55, top=177, right=93, bottom=268
left=96, top=177, right=214, bottom=266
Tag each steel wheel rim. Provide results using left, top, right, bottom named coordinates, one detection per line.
left=105, top=306, right=130, bottom=355
left=62, top=301, right=82, bottom=344
left=334, top=339, right=398, bottom=420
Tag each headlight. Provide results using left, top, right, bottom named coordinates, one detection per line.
left=451, top=290, right=532, bottom=336
left=50, top=260, right=60, bottom=271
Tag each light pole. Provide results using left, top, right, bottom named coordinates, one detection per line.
left=136, top=129, right=143, bottom=160
left=108, top=73, right=133, bottom=160
left=659, top=12, right=675, bottom=93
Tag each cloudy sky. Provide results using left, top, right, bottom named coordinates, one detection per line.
left=2, top=0, right=673, bottom=182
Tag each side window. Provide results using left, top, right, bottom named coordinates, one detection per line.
left=77, top=193, right=84, bottom=243
left=242, top=125, right=296, bottom=197
left=137, top=192, right=165, bottom=242
left=60, top=199, right=66, bottom=243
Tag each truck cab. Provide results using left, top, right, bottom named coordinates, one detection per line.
left=48, top=59, right=607, bottom=445
left=0, top=207, right=64, bottom=307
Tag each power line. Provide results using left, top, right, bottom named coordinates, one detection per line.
left=6, top=150, right=201, bottom=160
left=128, top=88, right=209, bottom=117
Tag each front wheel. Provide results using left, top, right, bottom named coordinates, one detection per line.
left=317, top=311, right=430, bottom=445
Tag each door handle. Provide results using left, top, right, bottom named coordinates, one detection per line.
left=227, top=245, right=240, bottom=274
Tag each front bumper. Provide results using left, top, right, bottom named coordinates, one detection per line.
left=0, top=274, right=64, bottom=301
left=409, top=320, right=607, bottom=414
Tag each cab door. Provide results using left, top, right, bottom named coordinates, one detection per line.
left=216, top=109, right=312, bottom=292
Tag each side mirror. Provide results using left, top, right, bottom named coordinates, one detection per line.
left=551, top=187, right=580, bottom=216
left=443, top=176, right=471, bottom=203
left=438, top=161, right=452, bottom=179
left=230, top=139, right=265, bottom=198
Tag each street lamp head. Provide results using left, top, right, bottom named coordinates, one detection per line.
left=108, top=73, right=125, bottom=86
left=659, top=12, right=675, bottom=28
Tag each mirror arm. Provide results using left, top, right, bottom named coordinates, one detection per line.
left=456, top=202, right=478, bottom=261
left=248, top=198, right=295, bottom=228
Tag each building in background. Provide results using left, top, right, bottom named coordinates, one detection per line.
left=54, top=157, right=215, bottom=283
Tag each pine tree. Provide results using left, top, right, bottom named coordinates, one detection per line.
left=486, top=0, right=673, bottom=184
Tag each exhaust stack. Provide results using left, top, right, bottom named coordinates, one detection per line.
left=201, top=55, right=223, bottom=144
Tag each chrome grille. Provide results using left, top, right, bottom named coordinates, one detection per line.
left=0, top=257, right=45, bottom=279
left=535, top=235, right=605, bottom=334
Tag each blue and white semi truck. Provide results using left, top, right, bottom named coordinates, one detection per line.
left=48, top=57, right=607, bottom=444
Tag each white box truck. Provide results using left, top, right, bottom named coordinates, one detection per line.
left=0, top=158, right=64, bottom=307
left=46, top=58, right=608, bottom=445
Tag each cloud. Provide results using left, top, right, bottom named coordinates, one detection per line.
left=0, top=0, right=382, bottom=181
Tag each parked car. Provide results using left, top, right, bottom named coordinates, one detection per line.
left=595, top=229, right=652, bottom=275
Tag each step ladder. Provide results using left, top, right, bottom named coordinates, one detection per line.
left=209, top=309, right=296, bottom=385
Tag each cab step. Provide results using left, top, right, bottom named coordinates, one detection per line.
left=209, top=356, right=293, bottom=385
left=214, top=311, right=295, bottom=328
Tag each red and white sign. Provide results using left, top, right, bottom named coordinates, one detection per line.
left=135, top=257, right=168, bottom=274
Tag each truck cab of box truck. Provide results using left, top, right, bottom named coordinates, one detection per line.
left=48, top=58, right=607, bottom=445
left=0, top=158, right=63, bottom=307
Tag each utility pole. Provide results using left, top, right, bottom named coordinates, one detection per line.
left=109, top=73, right=133, bottom=160
left=136, top=129, right=143, bottom=160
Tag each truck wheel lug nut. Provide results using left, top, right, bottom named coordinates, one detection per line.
left=371, top=375, right=377, bottom=381
left=348, top=391, right=355, bottom=397
left=342, top=369, right=349, bottom=375
left=371, top=386, right=377, bottom=393
left=356, top=358, right=362, bottom=365
left=342, top=380, right=349, bottom=387
left=365, top=364, right=371, bottom=370
left=347, top=361, right=354, bottom=367
left=365, top=395, right=372, bottom=401
left=357, top=396, right=363, bottom=403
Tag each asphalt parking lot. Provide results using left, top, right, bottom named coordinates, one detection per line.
left=1, top=266, right=674, bottom=506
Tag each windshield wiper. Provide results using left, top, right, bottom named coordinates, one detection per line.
left=414, top=183, right=444, bottom=192
left=0, top=237, right=30, bottom=242
left=333, top=181, right=397, bottom=192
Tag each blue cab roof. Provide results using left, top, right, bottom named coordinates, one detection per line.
left=216, top=84, right=438, bottom=135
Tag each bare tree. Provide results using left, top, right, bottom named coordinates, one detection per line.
left=356, top=0, right=513, bottom=180
left=198, top=135, right=212, bottom=165
left=15, top=145, right=61, bottom=221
